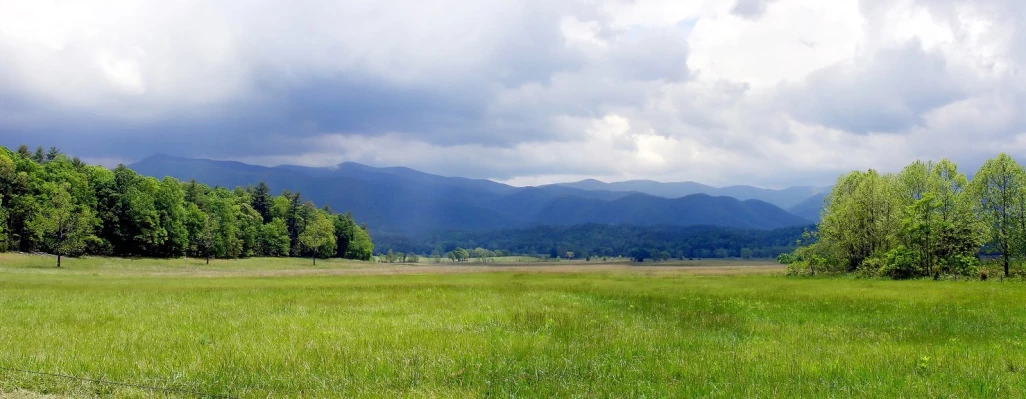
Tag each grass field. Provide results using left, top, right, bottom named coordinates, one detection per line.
left=2, top=254, right=1025, bottom=397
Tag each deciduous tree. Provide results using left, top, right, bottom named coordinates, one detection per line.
left=29, top=182, right=94, bottom=268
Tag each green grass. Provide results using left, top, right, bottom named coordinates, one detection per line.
left=1, top=254, right=1025, bottom=397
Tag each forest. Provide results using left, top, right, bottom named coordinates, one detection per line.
left=375, top=224, right=807, bottom=261
left=783, top=154, right=1026, bottom=279
left=0, top=145, right=373, bottom=266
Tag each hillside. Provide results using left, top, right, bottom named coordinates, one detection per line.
left=554, top=179, right=829, bottom=209
left=130, top=155, right=813, bottom=236
left=788, top=192, right=828, bottom=222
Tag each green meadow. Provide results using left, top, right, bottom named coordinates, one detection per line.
left=1, top=254, right=1025, bottom=398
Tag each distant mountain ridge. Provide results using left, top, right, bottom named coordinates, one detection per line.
left=130, top=155, right=815, bottom=236
left=552, top=179, right=829, bottom=210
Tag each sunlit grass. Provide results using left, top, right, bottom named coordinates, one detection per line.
left=1, top=254, right=1024, bottom=397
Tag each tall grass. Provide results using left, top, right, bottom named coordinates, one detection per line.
left=1, top=254, right=1024, bottom=397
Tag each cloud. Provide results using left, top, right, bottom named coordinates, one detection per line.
left=731, top=0, right=777, bottom=19
left=781, top=40, right=967, bottom=134
left=1, top=0, right=1025, bottom=188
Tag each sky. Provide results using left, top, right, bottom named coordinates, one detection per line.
left=0, top=0, right=1024, bottom=188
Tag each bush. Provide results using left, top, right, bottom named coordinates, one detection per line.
left=857, top=255, right=885, bottom=278
left=941, top=254, right=979, bottom=277
left=83, top=236, right=112, bottom=256
left=878, top=246, right=924, bottom=279
left=786, top=261, right=812, bottom=276
left=777, top=253, right=797, bottom=265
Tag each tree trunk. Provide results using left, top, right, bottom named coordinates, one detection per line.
left=1004, top=252, right=1010, bottom=277
left=56, top=253, right=61, bottom=268
left=313, top=256, right=317, bottom=266
left=206, top=254, right=210, bottom=265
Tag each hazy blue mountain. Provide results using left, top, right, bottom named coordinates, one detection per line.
left=131, top=155, right=813, bottom=236
left=533, top=193, right=807, bottom=229
left=788, top=192, right=828, bottom=222
left=553, top=179, right=829, bottom=209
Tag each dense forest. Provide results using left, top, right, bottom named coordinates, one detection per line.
left=0, top=145, right=373, bottom=267
left=375, top=224, right=808, bottom=261
left=783, top=154, right=1026, bottom=279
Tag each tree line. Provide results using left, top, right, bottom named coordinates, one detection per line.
left=375, top=224, right=807, bottom=261
left=783, top=154, right=1026, bottom=279
left=0, top=145, right=373, bottom=267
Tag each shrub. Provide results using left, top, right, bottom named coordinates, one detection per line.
left=878, top=246, right=924, bottom=279
left=786, top=261, right=812, bottom=277
left=857, top=255, right=885, bottom=278
left=777, top=253, right=797, bottom=265
left=941, top=254, right=979, bottom=277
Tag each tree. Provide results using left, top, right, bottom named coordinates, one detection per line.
left=818, top=169, right=900, bottom=271
left=345, top=224, right=374, bottom=261
left=452, top=247, right=470, bottom=262
left=32, top=146, right=45, bottom=163
left=16, top=145, right=31, bottom=159
left=931, top=159, right=984, bottom=266
left=970, top=154, right=1024, bottom=277
left=299, top=213, right=335, bottom=265
left=251, top=182, right=272, bottom=223
left=154, top=177, right=189, bottom=257
left=29, top=183, right=94, bottom=268
left=197, top=213, right=218, bottom=265
left=285, top=192, right=306, bottom=256
left=260, top=218, right=291, bottom=257
left=740, top=248, right=752, bottom=260
left=565, top=251, right=574, bottom=261
left=205, top=188, right=242, bottom=258
left=45, top=147, right=61, bottom=162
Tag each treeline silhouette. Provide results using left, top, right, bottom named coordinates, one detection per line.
left=375, top=224, right=807, bottom=261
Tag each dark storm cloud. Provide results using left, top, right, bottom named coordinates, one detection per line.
left=0, top=0, right=594, bottom=162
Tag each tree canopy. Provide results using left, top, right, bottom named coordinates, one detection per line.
left=0, top=145, right=374, bottom=266
left=782, top=156, right=1010, bottom=279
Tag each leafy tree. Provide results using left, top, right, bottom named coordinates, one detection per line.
left=197, top=212, right=218, bottom=264
left=154, top=177, right=189, bottom=257
left=654, top=250, right=671, bottom=261
left=29, top=182, right=94, bottom=267
left=260, top=218, right=291, bottom=257
left=344, top=223, right=373, bottom=261
left=970, top=154, right=1023, bottom=277
left=299, top=213, right=336, bottom=265
left=740, top=248, right=752, bottom=260
left=931, top=159, right=984, bottom=265
left=452, top=247, right=470, bottom=262
left=818, top=170, right=900, bottom=271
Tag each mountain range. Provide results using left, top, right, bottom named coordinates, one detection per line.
left=551, top=179, right=828, bottom=210
left=129, top=155, right=822, bottom=237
